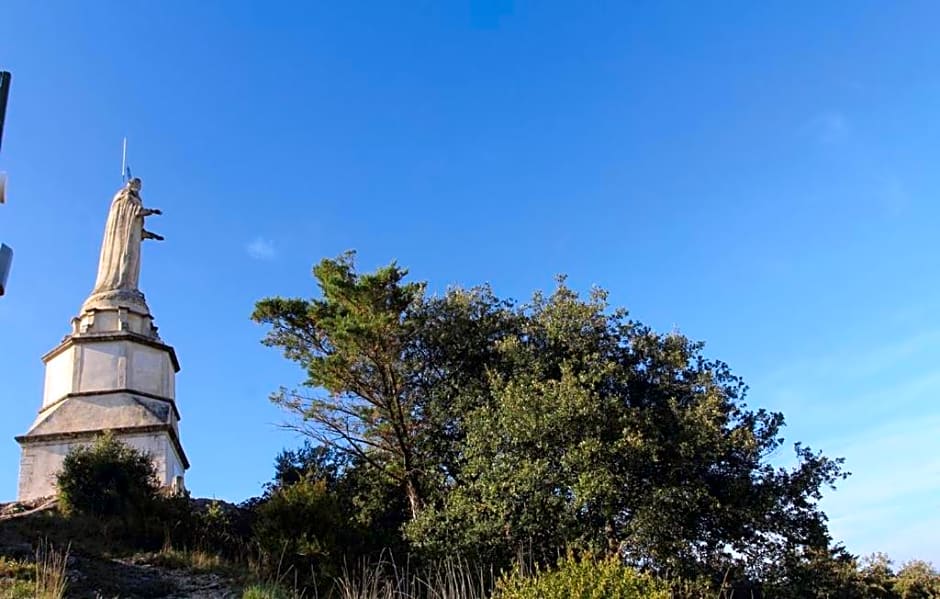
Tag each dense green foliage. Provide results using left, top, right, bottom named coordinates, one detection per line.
left=893, top=560, right=940, bottom=598
left=494, top=553, right=670, bottom=599
left=855, top=554, right=940, bottom=599
left=409, top=283, right=849, bottom=579
left=252, top=253, right=849, bottom=590
left=248, top=441, right=409, bottom=588
left=56, top=432, right=160, bottom=519
left=253, top=478, right=343, bottom=581
left=253, top=253, right=430, bottom=519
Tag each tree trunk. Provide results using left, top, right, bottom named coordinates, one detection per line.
left=404, top=477, right=424, bottom=520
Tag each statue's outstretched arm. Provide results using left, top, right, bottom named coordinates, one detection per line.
left=141, top=207, right=163, bottom=217
left=142, top=229, right=165, bottom=242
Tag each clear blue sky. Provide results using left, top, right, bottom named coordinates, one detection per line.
left=1, top=1, right=938, bottom=565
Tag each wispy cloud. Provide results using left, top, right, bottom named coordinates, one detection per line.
left=806, top=111, right=850, bottom=144
left=756, top=328, right=940, bottom=563
left=760, top=328, right=940, bottom=392
left=822, top=414, right=940, bottom=562
left=246, top=237, right=276, bottom=260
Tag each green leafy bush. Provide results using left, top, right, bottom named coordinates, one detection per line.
left=56, top=432, right=159, bottom=518
left=894, top=560, right=940, bottom=599
left=253, top=478, right=344, bottom=585
left=494, top=553, right=670, bottom=599
left=186, top=500, right=238, bottom=552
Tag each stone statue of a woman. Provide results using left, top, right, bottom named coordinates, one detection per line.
left=88, top=177, right=163, bottom=302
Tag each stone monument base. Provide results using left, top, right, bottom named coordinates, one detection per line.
left=15, top=296, right=187, bottom=502
left=16, top=425, right=187, bottom=501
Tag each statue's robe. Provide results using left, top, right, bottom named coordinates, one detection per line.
left=92, top=188, right=144, bottom=293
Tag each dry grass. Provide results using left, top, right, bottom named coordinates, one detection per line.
left=0, top=555, right=33, bottom=581
left=0, top=580, right=35, bottom=599
left=0, top=541, right=69, bottom=599
left=33, top=539, right=69, bottom=599
left=144, top=545, right=225, bottom=573
left=333, top=558, right=491, bottom=599
left=239, top=557, right=492, bottom=599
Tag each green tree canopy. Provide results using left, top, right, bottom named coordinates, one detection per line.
left=253, top=252, right=428, bottom=518
left=253, top=254, right=848, bottom=581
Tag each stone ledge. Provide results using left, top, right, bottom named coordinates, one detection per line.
left=42, top=331, right=181, bottom=372
left=16, top=424, right=191, bottom=470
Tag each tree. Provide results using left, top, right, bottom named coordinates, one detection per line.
left=255, top=256, right=849, bottom=583
left=408, top=280, right=847, bottom=579
left=253, top=252, right=519, bottom=521
left=894, top=560, right=940, bottom=599
left=253, top=252, right=428, bottom=518
left=269, top=441, right=347, bottom=491
left=860, top=552, right=897, bottom=598
left=762, top=545, right=868, bottom=598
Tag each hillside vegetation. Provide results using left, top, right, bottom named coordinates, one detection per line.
left=2, top=253, right=938, bottom=598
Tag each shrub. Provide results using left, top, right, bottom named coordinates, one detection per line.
left=56, top=432, right=159, bottom=519
left=894, top=560, right=940, bottom=599
left=494, top=553, right=670, bottom=599
left=253, top=478, right=344, bottom=586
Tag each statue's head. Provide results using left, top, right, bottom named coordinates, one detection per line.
left=128, top=178, right=142, bottom=192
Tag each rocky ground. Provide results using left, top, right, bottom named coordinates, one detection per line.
left=0, top=499, right=243, bottom=599
left=67, top=556, right=240, bottom=598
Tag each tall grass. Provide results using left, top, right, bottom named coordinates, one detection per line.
left=241, top=557, right=492, bottom=599
left=420, top=559, right=493, bottom=599
left=333, top=557, right=491, bottom=599
left=240, top=556, right=724, bottom=599
left=34, top=539, right=69, bottom=599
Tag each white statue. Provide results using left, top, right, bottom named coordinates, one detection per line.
left=91, top=177, right=162, bottom=294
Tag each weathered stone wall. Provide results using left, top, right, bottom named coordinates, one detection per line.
left=16, top=430, right=186, bottom=502
left=42, top=339, right=176, bottom=410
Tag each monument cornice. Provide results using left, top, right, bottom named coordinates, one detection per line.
left=42, top=331, right=181, bottom=372
left=16, top=423, right=190, bottom=470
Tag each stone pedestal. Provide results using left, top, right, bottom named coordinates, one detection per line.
left=15, top=293, right=188, bottom=501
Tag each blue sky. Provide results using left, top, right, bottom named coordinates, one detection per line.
left=1, top=1, right=938, bottom=565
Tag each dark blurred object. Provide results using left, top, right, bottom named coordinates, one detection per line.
left=1, top=70, right=11, bottom=294
left=0, top=243, right=12, bottom=296
left=0, top=71, right=10, bottom=154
